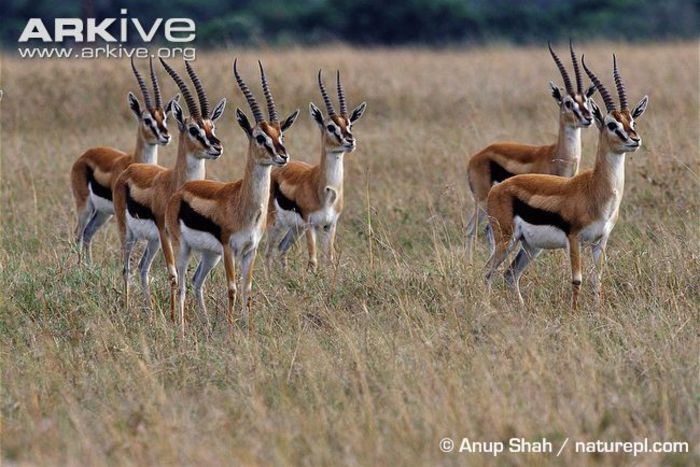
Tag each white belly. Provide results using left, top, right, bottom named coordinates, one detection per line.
left=89, top=186, right=114, bottom=213
left=181, top=222, right=223, bottom=254
left=514, top=217, right=568, bottom=249
left=580, top=219, right=615, bottom=243
left=126, top=212, right=160, bottom=241
left=274, top=199, right=305, bottom=228
left=229, top=226, right=263, bottom=257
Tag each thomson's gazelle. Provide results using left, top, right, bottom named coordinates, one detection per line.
left=113, top=59, right=226, bottom=310
left=70, top=58, right=178, bottom=262
left=266, top=70, right=366, bottom=271
left=166, top=60, right=298, bottom=328
left=484, top=54, right=648, bottom=309
left=466, top=42, right=596, bottom=259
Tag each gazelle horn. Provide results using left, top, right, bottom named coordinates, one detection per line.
left=234, top=58, right=264, bottom=124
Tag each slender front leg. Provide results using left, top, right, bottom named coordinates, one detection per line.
left=306, top=226, right=318, bottom=272
left=82, top=210, right=112, bottom=263
left=590, top=236, right=608, bottom=305
left=568, top=235, right=582, bottom=310
left=175, top=243, right=192, bottom=332
left=504, top=241, right=541, bottom=305
left=138, top=238, right=161, bottom=309
left=239, top=249, right=257, bottom=332
left=192, top=251, right=221, bottom=321
left=122, top=230, right=136, bottom=311
left=222, top=245, right=237, bottom=325
left=325, top=221, right=338, bottom=267
left=159, top=228, right=178, bottom=321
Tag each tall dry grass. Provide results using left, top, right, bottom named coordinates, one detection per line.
left=1, top=43, right=698, bottom=466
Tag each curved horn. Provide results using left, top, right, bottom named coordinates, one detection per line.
left=234, top=58, right=264, bottom=124
left=612, top=54, right=628, bottom=111
left=131, top=56, right=153, bottom=109
left=569, top=39, right=583, bottom=95
left=258, top=61, right=278, bottom=123
left=548, top=41, right=573, bottom=95
left=582, top=55, right=615, bottom=113
left=149, top=57, right=162, bottom=108
left=160, top=58, right=200, bottom=120
left=336, top=70, right=348, bottom=117
left=318, top=70, right=336, bottom=116
left=185, top=60, right=210, bottom=118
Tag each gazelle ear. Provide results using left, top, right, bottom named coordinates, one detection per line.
left=236, top=108, right=253, bottom=137
left=632, top=95, right=648, bottom=119
left=589, top=98, right=604, bottom=129
left=281, top=109, right=300, bottom=133
left=309, top=102, right=324, bottom=128
left=171, top=99, right=185, bottom=131
left=350, top=101, right=367, bottom=123
left=210, top=98, right=226, bottom=122
left=549, top=81, right=562, bottom=104
left=128, top=92, right=142, bottom=118
left=165, top=94, right=180, bottom=115
left=585, top=84, right=597, bottom=98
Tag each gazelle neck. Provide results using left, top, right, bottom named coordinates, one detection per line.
left=552, top=115, right=582, bottom=176
left=174, top=131, right=205, bottom=187
left=318, top=140, right=345, bottom=199
left=238, top=143, right=272, bottom=219
left=591, top=134, right=626, bottom=204
left=133, top=128, right=158, bottom=164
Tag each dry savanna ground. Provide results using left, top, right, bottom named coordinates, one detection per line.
left=1, top=43, right=698, bottom=466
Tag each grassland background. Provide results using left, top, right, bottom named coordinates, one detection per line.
left=1, top=43, right=698, bottom=466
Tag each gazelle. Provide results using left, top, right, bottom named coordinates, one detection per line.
left=70, top=57, right=178, bottom=263
left=113, top=59, right=226, bottom=309
left=265, top=70, right=366, bottom=271
left=484, top=54, right=648, bottom=309
left=165, top=59, right=298, bottom=328
left=466, top=41, right=596, bottom=259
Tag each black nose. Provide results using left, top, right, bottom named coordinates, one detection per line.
left=279, top=154, right=289, bottom=162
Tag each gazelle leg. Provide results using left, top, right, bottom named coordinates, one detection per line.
left=76, top=202, right=94, bottom=263
left=504, top=242, right=541, bottom=305
left=265, top=221, right=285, bottom=269
left=222, top=245, right=237, bottom=324
left=306, top=227, right=318, bottom=272
left=568, top=235, right=582, bottom=310
left=239, top=249, right=258, bottom=332
left=158, top=229, right=178, bottom=322
left=81, top=209, right=112, bottom=263
left=278, top=226, right=304, bottom=268
left=138, top=239, right=161, bottom=309
left=590, top=236, right=608, bottom=305
left=175, top=243, right=192, bottom=331
left=192, top=251, right=221, bottom=318
left=321, top=222, right=337, bottom=267
left=484, top=215, right=515, bottom=285
left=122, top=230, right=137, bottom=311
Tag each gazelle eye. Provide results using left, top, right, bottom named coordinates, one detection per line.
left=607, top=122, right=617, bottom=131
left=256, top=135, right=266, bottom=144
left=565, top=101, right=572, bottom=109
left=326, top=125, right=335, bottom=133
left=188, top=127, right=199, bottom=137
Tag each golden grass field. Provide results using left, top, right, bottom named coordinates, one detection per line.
left=1, top=43, right=698, bottom=466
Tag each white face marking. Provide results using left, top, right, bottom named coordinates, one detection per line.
left=126, top=213, right=160, bottom=241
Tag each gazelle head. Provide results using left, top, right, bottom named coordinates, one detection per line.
left=233, top=59, right=299, bottom=168
left=583, top=55, right=649, bottom=154
left=310, top=70, right=367, bottom=154
left=128, top=57, right=179, bottom=146
left=548, top=41, right=597, bottom=129
left=160, top=58, right=226, bottom=160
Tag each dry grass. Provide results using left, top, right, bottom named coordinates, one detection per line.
left=1, top=43, right=698, bottom=466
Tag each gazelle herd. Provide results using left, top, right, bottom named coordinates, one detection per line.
left=70, top=42, right=648, bottom=328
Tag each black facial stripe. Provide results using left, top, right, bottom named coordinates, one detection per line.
left=179, top=199, right=222, bottom=242
left=614, top=129, right=627, bottom=141
left=126, top=185, right=154, bottom=220
left=86, top=166, right=112, bottom=201
left=489, top=160, right=515, bottom=184
left=195, top=133, right=208, bottom=147
left=273, top=181, right=303, bottom=217
left=147, top=120, right=160, bottom=138
left=513, top=197, right=571, bottom=234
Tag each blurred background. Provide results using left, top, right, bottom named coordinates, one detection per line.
left=1, top=0, right=698, bottom=47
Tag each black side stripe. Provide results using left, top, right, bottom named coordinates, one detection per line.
left=126, top=185, right=155, bottom=220
left=179, top=199, right=222, bottom=242
left=86, top=166, right=113, bottom=201
left=489, top=160, right=515, bottom=184
left=273, top=181, right=302, bottom=216
left=513, top=197, right=571, bottom=234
